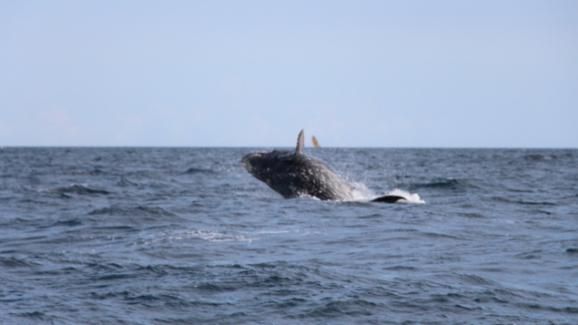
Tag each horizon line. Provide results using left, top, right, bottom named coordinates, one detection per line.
left=1, top=145, right=576, bottom=150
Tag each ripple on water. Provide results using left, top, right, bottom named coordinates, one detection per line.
left=86, top=205, right=181, bottom=224
left=51, top=184, right=111, bottom=196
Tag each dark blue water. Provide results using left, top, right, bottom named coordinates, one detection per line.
left=1, top=147, right=577, bottom=324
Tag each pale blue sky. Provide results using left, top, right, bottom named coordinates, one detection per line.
left=1, top=1, right=577, bottom=147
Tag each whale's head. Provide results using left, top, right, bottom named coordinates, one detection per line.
left=242, top=129, right=306, bottom=185
left=242, top=150, right=298, bottom=184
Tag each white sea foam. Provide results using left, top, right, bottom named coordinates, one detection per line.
left=350, top=181, right=374, bottom=200
left=348, top=180, right=424, bottom=204
left=177, top=230, right=253, bottom=243
left=142, top=229, right=254, bottom=244
left=385, top=188, right=426, bottom=204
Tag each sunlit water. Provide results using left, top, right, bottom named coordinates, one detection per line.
left=1, top=148, right=577, bottom=324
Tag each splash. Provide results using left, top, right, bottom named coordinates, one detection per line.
left=384, top=188, right=426, bottom=204
left=349, top=180, right=425, bottom=204
left=349, top=181, right=375, bottom=201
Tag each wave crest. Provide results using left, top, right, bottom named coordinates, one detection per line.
left=52, top=184, right=110, bottom=196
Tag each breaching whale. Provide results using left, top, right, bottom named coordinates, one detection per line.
left=242, top=130, right=407, bottom=203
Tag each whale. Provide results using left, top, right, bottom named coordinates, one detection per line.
left=242, top=130, right=407, bottom=203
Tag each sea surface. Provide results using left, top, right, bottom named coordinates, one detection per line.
left=1, top=147, right=577, bottom=324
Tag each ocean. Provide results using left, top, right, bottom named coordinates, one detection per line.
left=0, top=147, right=577, bottom=324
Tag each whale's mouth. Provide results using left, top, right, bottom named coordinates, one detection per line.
left=241, top=152, right=264, bottom=173
left=241, top=154, right=253, bottom=172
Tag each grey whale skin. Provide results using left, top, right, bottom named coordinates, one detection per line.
left=242, top=130, right=405, bottom=203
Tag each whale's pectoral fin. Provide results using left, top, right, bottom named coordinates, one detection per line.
left=371, top=195, right=406, bottom=203
left=296, top=129, right=305, bottom=154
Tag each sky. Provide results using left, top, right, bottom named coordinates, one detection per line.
left=1, top=0, right=577, bottom=147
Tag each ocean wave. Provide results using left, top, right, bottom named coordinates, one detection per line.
left=302, top=298, right=380, bottom=318
left=491, top=197, right=556, bottom=206
left=524, top=153, right=558, bottom=161
left=51, top=184, right=110, bottom=196
left=515, top=302, right=578, bottom=315
left=116, top=175, right=138, bottom=187
left=50, top=218, right=83, bottom=227
left=408, top=178, right=472, bottom=191
left=417, top=231, right=462, bottom=240
left=88, top=205, right=178, bottom=219
left=160, top=229, right=253, bottom=243
left=10, top=311, right=55, bottom=323
left=0, top=256, right=40, bottom=268
left=190, top=262, right=326, bottom=294
left=183, top=167, right=217, bottom=175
